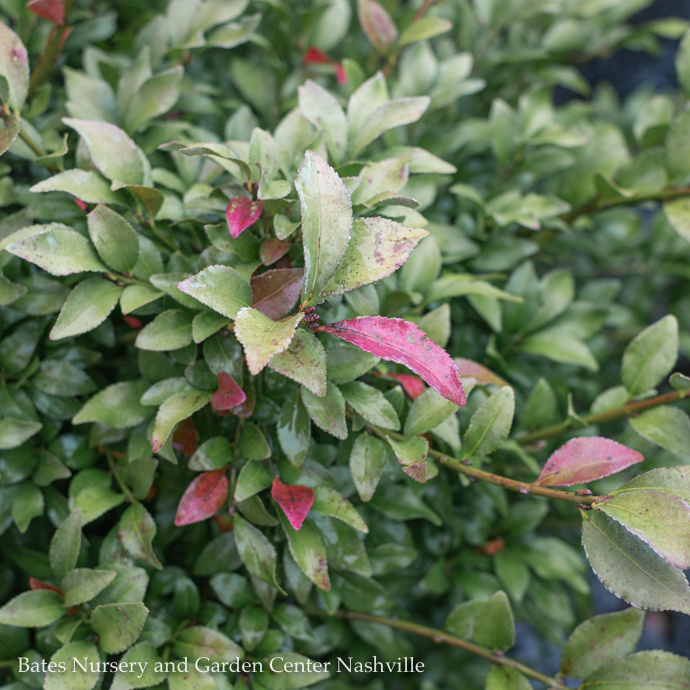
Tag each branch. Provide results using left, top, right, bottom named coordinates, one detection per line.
left=561, top=185, right=690, bottom=223
left=306, top=609, right=566, bottom=689
left=366, top=424, right=596, bottom=506
left=515, top=390, right=686, bottom=446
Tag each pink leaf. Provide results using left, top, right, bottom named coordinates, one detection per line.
left=454, top=358, right=511, bottom=388
left=534, top=437, right=644, bottom=487
left=319, top=316, right=466, bottom=406
left=211, top=372, right=246, bottom=412
left=226, top=197, right=263, bottom=239
left=27, top=0, right=65, bottom=24
left=260, top=238, right=292, bottom=266
left=271, top=476, right=314, bottom=531
left=387, top=373, right=425, bottom=400
left=174, top=469, right=229, bottom=526
left=172, top=417, right=199, bottom=457
left=357, top=0, right=398, bottom=52
left=251, top=268, right=304, bottom=320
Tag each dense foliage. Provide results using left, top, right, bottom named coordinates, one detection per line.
left=1, top=0, right=690, bottom=688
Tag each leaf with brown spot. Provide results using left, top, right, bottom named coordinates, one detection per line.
left=251, top=268, right=303, bottom=320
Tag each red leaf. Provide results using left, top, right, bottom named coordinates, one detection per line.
left=303, top=47, right=347, bottom=85
left=74, top=198, right=87, bottom=212
left=172, top=417, right=199, bottom=457
left=123, top=315, right=142, bottom=329
left=260, top=238, right=292, bottom=266
left=27, top=0, right=65, bottom=24
left=226, top=197, right=263, bottom=239
left=454, top=358, right=511, bottom=388
left=271, top=476, right=314, bottom=531
left=251, top=268, right=304, bottom=320
left=232, top=379, right=256, bottom=419
left=534, top=437, right=644, bottom=487
left=319, top=316, right=466, bottom=406
left=29, top=577, right=63, bottom=596
left=174, top=469, right=229, bottom=526
left=211, top=371, right=246, bottom=412
left=388, top=373, right=425, bottom=400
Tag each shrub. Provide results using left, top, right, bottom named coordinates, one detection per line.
left=1, top=0, right=690, bottom=688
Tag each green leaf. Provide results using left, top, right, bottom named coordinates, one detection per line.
left=111, top=642, right=166, bottom=689
left=62, top=568, right=116, bottom=606
left=87, top=205, right=139, bottom=273
left=0, top=590, right=64, bottom=627
left=580, top=650, right=690, bottom=690
left=425, top=274, right=522, bottom=304
left=323, top=216, right=427, bottom=297
left=295, top=150, right=352, bottom=305
left=485, top=666, right=531, bottom=690
left=278, top=512, right=330, bottom=592
left=0, top=22, right=28, bottom=110
left=192, top=311, right=229, bottom=343
left=45, top=641, right=100, bottom=690
left=595, top=490, right=690, bottom=569
left=0, top=418, right=42, bottom=449
left=123, top=65, right=183, bottom=133
left=269, top=329, right=327, bottom=398
left=233, top=512, right=284, bottom=592
left=69, top=469, right=126, bottom=525
left=664, top=198, right=690, bottom=244
left=351, top=96, right=430, bottom=158
left=117, top=503, right=162, bottom=569
left=301, top=382, right=347, bottom=440
left=560, top=607, right=645, bottom=678
left=32, top=360, right=95, bottom=397
left=177, top=265, right=252, bottom=319
left=30, top=169, right=125, bottom=205
left=239, top=423, right=271, bottom=460
left=151, top=388, right=211, bottom=453
left=189, top=437, right=232, bottom=471
left=474, top=591, right=514, bottom=651
left=350, top=434, right=386, bottom=502
left=255, top=653, right=330, bottom=689
left=298, top=81, right=348, bottom=163
left=581, top=510, right=690, bottom=614
left=463, top=387, right=514, bottom=457
left=622, top=315, right=678, bottom=397
left=174, top=625, right=244, bottom=664
left=386, top=434, right=428, bottom=468
left=135, top=309, right=193, bottom=351
left=240, top=605, right=268, bottom=651
left=91, top=601, right=148, bottom=653
left=404, top=387, right=459, bottom=437
left=235, top=461, right=273, bottom=503
left=613, top=466, right=690, bottom=503
left=73, top=381, right=151, bottom=428
left=6, top=226, right=107, bottom=275
left=629, top=405, right=690, bottom=456
left=63, top=118, right=146, bottom=186
left=445, top=599, right=484, bottom=639
left=120, top=284, right=163, bottom=314
left=50, top=509, right=82, bottom=578
left=327, top=343, right=380, bottom=384
left=400, top=235, right=441, bottom=295
left=312, top=486, right=368, bottom=533
left=666, top=110, right=690, bottom=181
left=50, top=277, right=122, bottom=340
left=341, top=381, right=400, bottom=430
left=398, top=17, right=453, bottom=46
left=234, top=308, right=302, bottom=375
left=0, top=274, right=27, bottom=306
left=12, top=482, right=43, bottom=532
left=277, top=395, right=311, bottom=467
left=521, top=330, right=598, bottom=370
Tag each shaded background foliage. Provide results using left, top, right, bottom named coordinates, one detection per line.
left=1, top=0, right=690, bottom=689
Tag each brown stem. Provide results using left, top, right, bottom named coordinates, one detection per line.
left=515, top=390, right=685, bottom=446
left=366, top=424, right=596, bottom=506
left=306, top=609, right=566, bottom=688
left=561, top=185, right=690, bottom=223
left=413, top=0, right=436, bottom=22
